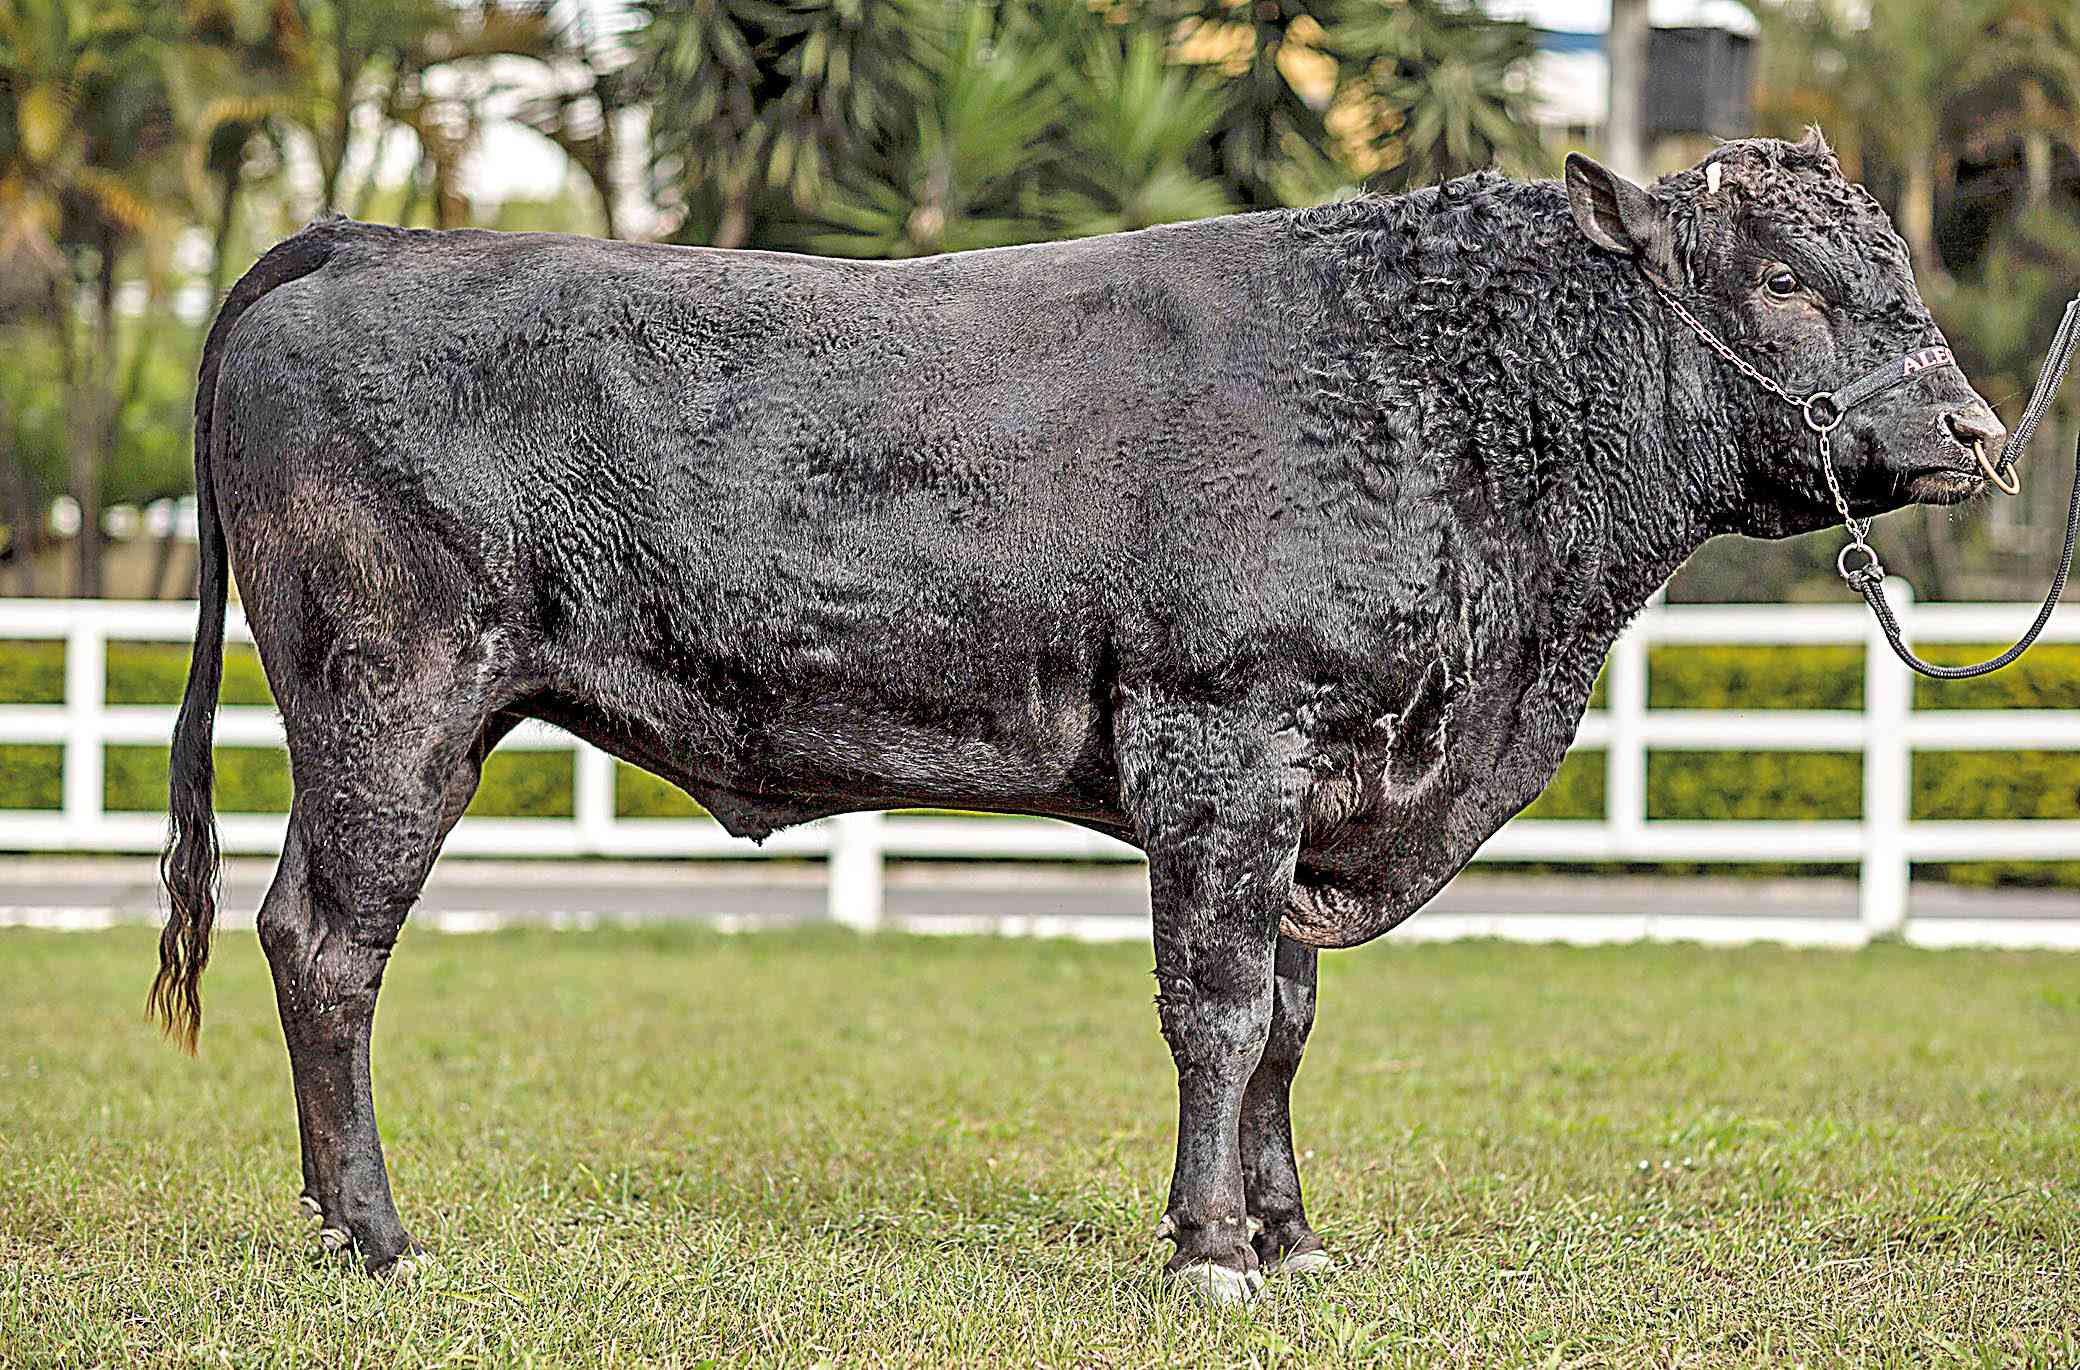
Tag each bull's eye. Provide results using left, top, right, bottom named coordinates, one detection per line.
left=1763, top=269, right=1802, bottom=298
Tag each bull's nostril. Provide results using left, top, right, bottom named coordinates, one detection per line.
left=1943, top=405, right=2006, bottom=453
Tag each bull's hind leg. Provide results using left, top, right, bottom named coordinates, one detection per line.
left=1240, top=937, right=1331, bottom=1275
left=227, top=446, right=519, bottom=1273
left=1121, top=702, right=1301, bottom=1305
left=261, top=732, right=481, bottom=1274
left=254, top=668, right=503, bottom=1276
left=273, top=711, right=517, bottom=1262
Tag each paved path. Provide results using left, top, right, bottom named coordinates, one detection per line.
left=3, top=857, right=2076, bottom=947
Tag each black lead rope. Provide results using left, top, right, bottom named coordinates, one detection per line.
left=1654, top=283, right=2080, bottom=680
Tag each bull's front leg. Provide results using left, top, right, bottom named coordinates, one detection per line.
left=1240, top=936, right=1332, bottom=1275
left=1120, top=701, right=1301, bottom=1305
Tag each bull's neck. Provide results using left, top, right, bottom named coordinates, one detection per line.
left=1289, top=181, right=1740, bottom=658
left=1562, top=253, right=1741, bottom=626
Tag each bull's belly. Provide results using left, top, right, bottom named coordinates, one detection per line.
left=527, top=666, right=1127, bottom=841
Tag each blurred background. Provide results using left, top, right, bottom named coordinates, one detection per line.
left=7, top=0, right=2080, bottom=917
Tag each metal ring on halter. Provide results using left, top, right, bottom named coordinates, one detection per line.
left=1974, top=438, right=2021, bottom=495
left=1837, top=541, right=1882, bottom=581
left=1803, top=393, right=1843, bottom=433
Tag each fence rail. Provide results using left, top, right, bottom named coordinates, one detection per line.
left=4, top=589, right=2080, bottom=946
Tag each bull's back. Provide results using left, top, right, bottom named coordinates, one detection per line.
left=210, top=216, right=1300, bottom=829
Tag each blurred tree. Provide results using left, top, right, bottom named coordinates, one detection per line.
left=627, top=0, right=774, bottom=246
left=1162, top=0, right=1342, bottom=210
left=172, top=1, right=305, bottom=300
left=1037, top=28, right=1235, bottom=236
left=805, top=3, right=1058, bottom=255
left=1853, top=0, right=2004, bottom=287
left=0, top=0, right=184, bottom=596
left=387, top=1, right=567, bottom=229
left=1604, top=0, right=1647, bottom=178
left=631, top=0, right=922, bottom=248
left=1332, top=0, right=1548, bottom=190
left=278, top=0, right=446, bottom=215
left=633, top=0, right=1557, bottom=246
left=1747, top=1, right=1862, bottom=170
left=512, top=28, right=627, bottom=239
left=1985, top=1, right=2080, bottom=206
left=1748, top=0, right=2006, bottom=284
left=1936, top=204, right=2080, bottom=594
left=254, top=0, right=566, bottom=229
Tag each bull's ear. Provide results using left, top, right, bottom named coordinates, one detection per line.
left=1565, top=153, right=1666, bottom=260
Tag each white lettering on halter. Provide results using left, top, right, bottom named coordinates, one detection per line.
left=1902, top=347, right=1953, bottom=376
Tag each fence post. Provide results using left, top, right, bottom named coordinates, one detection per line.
left=827, top=811, right=885, bottom=931
left=1861, top=576, right=1913, bottom=938
left=573, top=742, right=616, bottom=854
left=63, top=614, right=106, bottom=843
left=1605, top=606, right=1651, bottom=856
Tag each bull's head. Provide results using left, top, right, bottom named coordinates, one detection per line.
left=1563, top=130, right=2005, bottom=536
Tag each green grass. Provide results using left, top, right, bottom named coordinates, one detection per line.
left=3, top=928, right=2077, bottom=1367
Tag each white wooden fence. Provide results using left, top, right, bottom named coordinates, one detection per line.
left=3, top=588, right=2079, bottom=945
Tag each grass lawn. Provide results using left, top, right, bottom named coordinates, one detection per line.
left=3, top=925, right=2077, bottom=1367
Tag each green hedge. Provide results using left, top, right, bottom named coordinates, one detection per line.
left=1, top=641, right=627, bottom=821
left=105, top=641, right=275, bottom=706
left=0, top=744, right=59, bottom=810
left=3, top=638, right=2077, bottom=885
left=1514, top=645, right=2080, bottom=887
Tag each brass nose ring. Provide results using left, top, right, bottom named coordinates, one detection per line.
left=1975, top=439, right=2021, bottom=495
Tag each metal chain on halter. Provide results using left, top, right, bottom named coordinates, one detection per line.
left=1652, top=286, right=1875, bottom=570
left=1650, top=278, right=2080, bottom=679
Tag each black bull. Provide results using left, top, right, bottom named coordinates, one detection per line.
left=152, top=138, right=1999, bottom=1299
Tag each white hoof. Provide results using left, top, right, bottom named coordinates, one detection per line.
left=1271, top=1248, right=1335, bottom=1277
left=298, top=1194, right=322, bottom=1222
left=379, top=1252, right=432, bottom=1283
left=318, top=1226, right=353, bottom=1255
left=1169, top=1261, right=1263, bottom=1306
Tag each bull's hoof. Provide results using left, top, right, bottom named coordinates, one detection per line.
left=1167, top=1260, right=1263, bottom=1306
left=307, top=1207, right=422, bottom=1278
left=298, top=1193, right=323, bottom=1222
left=1269, top=1247, right=1335, bottom=1277
left=373, top=1249, right=432, bottom=1283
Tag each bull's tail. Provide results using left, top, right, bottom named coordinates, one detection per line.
left=151, top=424, right=225, bottom=1053
left=151, top=221, right=345, bottom=1052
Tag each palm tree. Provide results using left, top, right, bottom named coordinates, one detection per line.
left=1747, top=1, right=1863, bottom=171
left=280, top=0, right=441, bottom=215
left=512, top=37, right=628, bottom=239
left=1160, top=0, right=1346, bottom=210
left=0, top=0, right=183, bottom=596
left=1980, top=1, right=2080, bottom=205
left=1859, top=0, right=2001, bottom=286
left=393, top=2, right=569, bottom=228
left=805, top=4, right=1058, bottom=257
left=1331, top=0, right=1547, bottom=191
left=165, top=2, right=309, bottom=300
left=1039, top=28, right=1235, bottom=237
left=256, top=0, right=564, bottom=229
left=631, top=0, right=923, bottom=248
